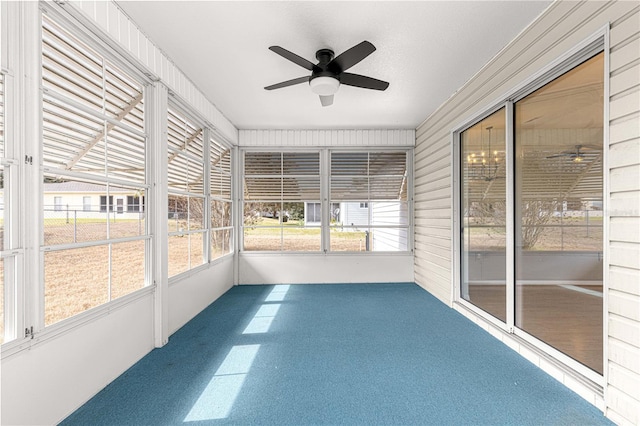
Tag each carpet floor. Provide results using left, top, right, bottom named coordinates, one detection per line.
left=61, top=283, right=611, bottom=425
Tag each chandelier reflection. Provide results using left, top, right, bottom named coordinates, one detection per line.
left=466, top=126, right=504, bottom=182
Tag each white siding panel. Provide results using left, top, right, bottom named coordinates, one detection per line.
left=610, top=113, right=640, bottom=144
left=611, top=164, right=640, bottom=193
left=610, top=191, right=640, bottom=216
left=609, top=138, right=640, bottom=168
left=611, top=63, right=640, bottom=97
left=94, top=1, right=108, bottom=32
left=128, top=20, right=139, bottom=58
left=609, top=243, right=640, bottom=270
left=609, top=338, right=640, bottom=377
left=610, top=90, right=640, bottom=121
left=610, top=290, right=640, bottom=322
left=239, top=129, right=415, bottom=147
left=609, top=315, right=640, bottom=355
left=610, top=36, right=640, bottom=71
left=107, top=1, right=120, bottom=42
left=606, top=386, right=640, bottom=426
left=610, top=217, right=640, bottom=243
left=610, top=266, right=640, bottom=296
left=609, top=6, right=640, bottom=46
left=608, top=363, right=640, bottom=411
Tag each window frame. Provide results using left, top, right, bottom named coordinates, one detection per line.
left=240, top=147, right=413, bottom=254
left=451, top=33, right=607, bottom=385
left=209, top=132, right=233, bottom=262
left=39, top=10, right=152, bottom=329
left=166, top=102, right=208, bottom=279
left=329, top=149, right=411, bottom=253
left=241, top=149, right=323, bottom=253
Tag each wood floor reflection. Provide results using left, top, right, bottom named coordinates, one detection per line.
left=467, top=284, right=603, bottom=375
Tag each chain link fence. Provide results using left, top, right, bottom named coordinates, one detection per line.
left=44, top=205, right=145, bottom=246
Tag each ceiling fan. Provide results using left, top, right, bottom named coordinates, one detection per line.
left=546, top=144, right=600, bottom=162
left=264, top=41, right=389, bottom=107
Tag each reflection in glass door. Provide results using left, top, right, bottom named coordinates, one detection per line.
left=461, top=108, right=507, bottom=322
left=460, top=52, right=604, bottom=375
left=515, top=53, right=604, bottom=374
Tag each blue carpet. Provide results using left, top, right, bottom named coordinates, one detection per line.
left=61, top=283, right=611, bottom=425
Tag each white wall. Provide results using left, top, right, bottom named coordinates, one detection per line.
left=1, top=293, right=155, bottom=425
left=239, top=129, right=415, bottom=147
left=169, top=256, right=234, bottom=335
left=239, top=253, right=414, bottom=285
left=414, top=1, right=640, bottom=424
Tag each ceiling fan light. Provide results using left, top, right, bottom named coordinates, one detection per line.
left=310, top=76, right=340, bottom=96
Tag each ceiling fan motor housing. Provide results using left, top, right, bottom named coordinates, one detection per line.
left=309, top=49, right=340, bottom=95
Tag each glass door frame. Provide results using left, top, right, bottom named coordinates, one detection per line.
left=452, top=31, right=608, bottom=386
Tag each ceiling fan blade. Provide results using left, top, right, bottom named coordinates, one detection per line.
left=264, top=76, right=310, bottom=91
left=269, top=46, right=319, bottom=72
left=319, top=95, right=334, bottom=107
left=546, top=154, right=568, bottom=158
left=328, top=41, right=376, bottom=72
left=340, top=73, right=389, bottom=91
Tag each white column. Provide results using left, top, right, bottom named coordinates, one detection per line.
left=11, top=1, right=43, bottom=334
left=232, top=145, right=240, bottom=285
left=147, top=82, right=169, bottom=347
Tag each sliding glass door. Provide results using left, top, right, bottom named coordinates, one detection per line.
left=515, top=52, right=604, bottom=374
left=460, top=51, right=604, bottom=375
left=461, top=109, right=507, bottom=322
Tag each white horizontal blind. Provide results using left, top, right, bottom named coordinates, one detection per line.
left=210, top=139, right=231, bottom=200
left=210, top=136, right=232, bottom=260
left=330, top=152, right=408, bottom=201
left=244, top=152, right=321, bottom=201
left=167, top=106, right=204, bottom=194
left=243, top=151, right=322, bottom=252
left=330, top=151, right=409, bottom=252
left=167, top=104, right=206, bottom=277
left=42, top=15, right=145, bottom=184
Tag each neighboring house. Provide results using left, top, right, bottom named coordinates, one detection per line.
left=304, top=201, right=368, bottom=227
left=304, top=201, right=408, bottom=251
left=43, top=181, right=145, bottom=220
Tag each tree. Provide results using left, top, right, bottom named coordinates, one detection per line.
left=471, top=199, right=558, bottom=249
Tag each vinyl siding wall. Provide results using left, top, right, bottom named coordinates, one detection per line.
left=414, top=2, right=640, bottom=424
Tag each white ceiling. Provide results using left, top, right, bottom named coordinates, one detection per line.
left=116, top=1, right=551, bottom=130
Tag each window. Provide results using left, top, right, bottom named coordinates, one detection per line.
left=0, top=72, right=10, bottom=344
left=460, top=108, right=507, bottom=322
left=127, top=195, right=144, bottom=212
left=242, top=150, right=411, bottom=253
left=41, top=15, right=147, bottom=326
left=53, top=196, right=63, bottom=211
left=100, top=195, right=113, bottom=212
left=330, top=151, right=409, bottom=252
left=458, top=51, right=604, bottom=375
left=243, top=151, right=321, bottom=251
left=514, top=53, right=604, bottom=374
left=210, top=137, right=232, bottom=261
left=83, top=196, right=91, bottom=212
left=306, top=202, right=321, bottom=224
left=167, top=105, right=206, bottom=277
